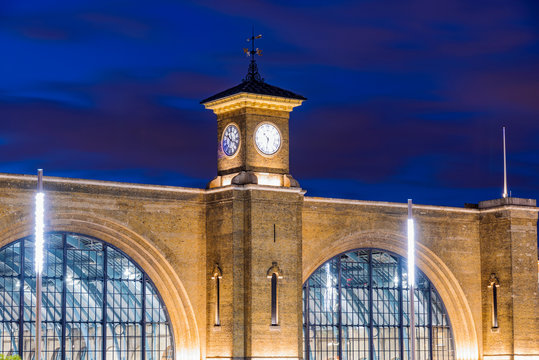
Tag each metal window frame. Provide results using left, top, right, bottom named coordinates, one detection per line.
left=0, top=231, right=175, bottom=360
left=303, top=248, right=456, bottom=360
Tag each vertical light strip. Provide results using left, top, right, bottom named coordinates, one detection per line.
left=325, top=262, right=332, bottom=311
left=35, top=191, right=45, bottom=274
left=407, top=217, right=415, bottom=287
left=35, top=169, right=44, bottom=360
left=407, top=199, right=416, bottom=360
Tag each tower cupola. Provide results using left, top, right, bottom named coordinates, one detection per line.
left=201, top=32, right=306, bottom=188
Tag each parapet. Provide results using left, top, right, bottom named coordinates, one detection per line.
left=478, top=197, right=536, bottom=209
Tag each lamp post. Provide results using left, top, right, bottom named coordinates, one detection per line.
left=407, top=199, right=416, bottom=360
left=35, top=169, right=45, bottom=360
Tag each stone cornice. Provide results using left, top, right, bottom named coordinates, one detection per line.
left=202, top=92, right=304, bottom=114
left=0, top=173, right=204, bottom=195
left=304, top=196, right=538, bottom=214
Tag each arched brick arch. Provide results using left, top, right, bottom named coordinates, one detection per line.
left=303, top=230, right=479, bottom=360
left=0, top=211, right=201, bottom=360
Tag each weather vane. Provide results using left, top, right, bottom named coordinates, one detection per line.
left=243, top=26, right=264, bottom=82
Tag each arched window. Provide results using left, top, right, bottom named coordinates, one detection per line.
left=487, top=274, right=499, bottom=329
left=303, top=249, right=454, bottom=360
left=211, top=264, right=222, bottom=326
left=0, top=232, right=174, bottom=360
left=267, top=262, right=283, bottom=326
left=271, top=274, right=278, bottom=325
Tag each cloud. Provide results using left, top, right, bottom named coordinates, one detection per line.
left=0, top=74, right=218, bottom=181
left=0, top=0, right=537, bottom=205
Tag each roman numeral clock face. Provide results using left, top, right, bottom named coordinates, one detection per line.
left=255, top=123, right=281, bottom=155
left=222, top=124, right=240, bottom=156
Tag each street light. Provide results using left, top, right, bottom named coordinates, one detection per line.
left=407, top=199, right=416, bottom=360
left=35, top=169, right=44, bottom=360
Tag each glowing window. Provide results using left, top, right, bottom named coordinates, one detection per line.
left=0, top=233, right=174, bottom=360
left=303, top=249, right=454, bottom=360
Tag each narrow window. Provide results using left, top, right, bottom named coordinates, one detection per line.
left=488, top=273, right=500, bottom=328
left=212, top=264, right=223, bottom=326
left=267, top=262, right=283, bottom=326
left=271, top=273, right=278, bottom=325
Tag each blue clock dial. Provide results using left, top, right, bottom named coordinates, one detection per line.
left=222, top=124, right=240, bottom=156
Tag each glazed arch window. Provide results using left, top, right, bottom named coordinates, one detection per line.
left=266, top=262, right=283, bottom=326
left=0, top=232, right=174, bottom=360
left=303, top=248, right=455, bottom=360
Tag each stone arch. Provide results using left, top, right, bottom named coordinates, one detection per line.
left=303, top=230, right=479, bottom=360
left=0, top=211, right=200, bottom=360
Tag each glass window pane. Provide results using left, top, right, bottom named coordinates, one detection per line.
left=0, top=233, right=174, bottom=360
left=304, top=249, right=454, bottom=360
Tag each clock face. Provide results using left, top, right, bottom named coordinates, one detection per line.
left=222, top=124, right=240, bottom=156
left=255, top=123, right=281, bottom=155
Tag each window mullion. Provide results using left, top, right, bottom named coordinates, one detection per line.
left=428, top=283, right=433, bottom=360
left=18, top=239, right=25, bottom=357
left=398, top=257, right=404, bottom=360
left=61, top=234, right=67, bottom=360
left=368, top=250, right=374, bottom=360
left=102, top=244, right=108, bottom=360
left=141, top=273, right=146, bottom=360
left=304, top=282, right=310, bottom=360
left=337, top=257, right=343, bottom=360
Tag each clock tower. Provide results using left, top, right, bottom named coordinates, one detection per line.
left=201, top=37, right=306, bottom=188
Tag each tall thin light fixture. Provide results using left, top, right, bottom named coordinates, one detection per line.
left=407, top=199, right=416, bottom=360
left=35, top=169, right=45, bottom=360
left=502, top=126, right=508, bottom=198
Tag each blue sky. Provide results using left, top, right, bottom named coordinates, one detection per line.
left=1, top=0, right=538, bottom=206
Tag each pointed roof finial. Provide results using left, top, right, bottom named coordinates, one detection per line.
left=242, top=26, right=264, bottom=82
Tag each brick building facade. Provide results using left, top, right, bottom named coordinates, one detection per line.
left=0, top=65, right=537, bottom=360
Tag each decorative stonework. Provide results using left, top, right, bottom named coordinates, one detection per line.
left=203, top=92, right=304, bottom=114
left=266, top=261, right=284, bottom=279
left=211, top=263, right=223, bottom=280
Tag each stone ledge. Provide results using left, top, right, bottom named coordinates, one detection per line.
left=478, top=197, right=537, bottom=209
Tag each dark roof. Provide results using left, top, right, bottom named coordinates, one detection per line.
left=201, top=79, right=307, bottom=104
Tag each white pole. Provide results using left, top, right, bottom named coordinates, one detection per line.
left=35, top=169, right=44, bottom=360
left=407, top=199, right=416, bottom=360
left=502, top=126, right=508, bottom=198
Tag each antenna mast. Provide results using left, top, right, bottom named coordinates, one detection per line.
left=502, top=126, right=508, bottom=198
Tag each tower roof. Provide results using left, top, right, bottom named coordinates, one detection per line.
left=200, top=78, right=306, bottom=104
left=201, top=31, right=306, bottom=104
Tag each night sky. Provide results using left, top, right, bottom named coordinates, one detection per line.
left=1, top=0, right=538, bottom=207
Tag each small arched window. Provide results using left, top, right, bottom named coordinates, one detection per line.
left=488, top=273, right=500, bottom=329
left=266, top=262, right=283, bottom=326
left=211, top=264, right=223, bottom=326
